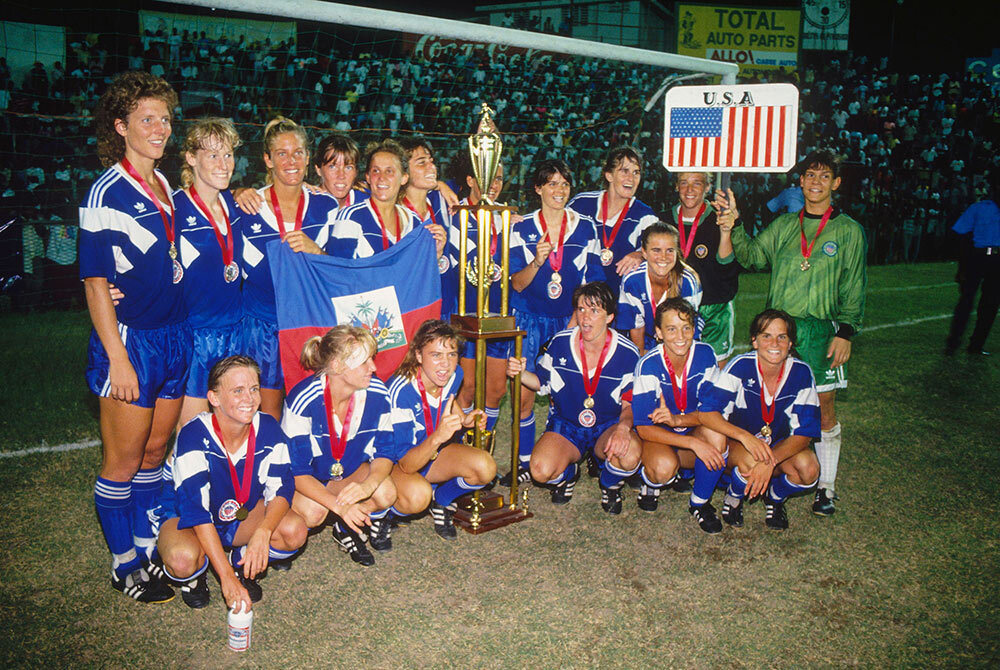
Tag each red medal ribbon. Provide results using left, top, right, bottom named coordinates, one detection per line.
left=416, top=375, right=444, bottom=437
left=660, top=347, right=689, bottom=414
left=323, top=378, right=355, bottom=462
left=268, top=186, right=305, bottom=240
left=579, top=329, right=613, bottom=399
left=757, top=356, right=787, bottom=428
left=121, top=158, right=175, bottom=249
left=799, top=206, right=834, bottom=262
left=538, top=210, right=568, bottom=273
left=676, top=202, right=706, bottom=260
left=371, top=201, right=402, bottom=251
left=599, top=191, right=631, bottom=251
left=212, top=414, right=256, bottom=506
left=188, top=188, right=233, bottom=267
left=403, top=196, right=438, bottom=227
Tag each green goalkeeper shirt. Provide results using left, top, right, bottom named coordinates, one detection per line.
left=730, top=209, right=867, bottom=333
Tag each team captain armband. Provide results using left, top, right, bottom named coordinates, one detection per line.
left=835, top=323, right=855, bottom=340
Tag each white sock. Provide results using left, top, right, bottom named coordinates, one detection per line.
left=816, top=422, right=842, bottom=491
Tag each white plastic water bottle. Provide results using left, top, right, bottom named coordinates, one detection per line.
left=227, top=602, right=253, bottom=652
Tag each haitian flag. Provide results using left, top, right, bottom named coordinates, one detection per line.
left=269, top=227, right=442, bottom=392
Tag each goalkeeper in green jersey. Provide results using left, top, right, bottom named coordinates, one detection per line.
left=713, top=149, right=867, bottom=517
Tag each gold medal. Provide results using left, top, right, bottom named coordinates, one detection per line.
left=550, top=271, right=562, bottom=284
left=330, top=461, right=344, bottom=478
left=235, top=505, right=249, bottom=521
left=760, top=424, right=772, bottom=438
left=800, top=259, right=810, bottom=271
left=599, top=248, right=614, bottom=266
left=583, top=396, right=595, bottom=409
left=169, top=243, right=178, bottom=260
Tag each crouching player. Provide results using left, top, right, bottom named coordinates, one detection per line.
left=506, top=282, right=641, bottom=512
left=718, top=310, right=821, bottom=530
left=281, top=326, right=398, bottom=567
left=632, top=298, right=773, bottom=533
left=155, top=356, right=307, bottom=610
left=388, top=320, right=493, bottom=540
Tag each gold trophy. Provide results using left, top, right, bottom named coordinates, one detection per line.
left=451, top=103, right=532, bottom=533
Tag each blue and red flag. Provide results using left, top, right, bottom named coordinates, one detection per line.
left=269, top=228, right=442, bottom=391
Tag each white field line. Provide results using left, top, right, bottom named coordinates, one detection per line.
left=1, top=313, right=955, bottom=459
left=740, top=282, right=952, bottom=301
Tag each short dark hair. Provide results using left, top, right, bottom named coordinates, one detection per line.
left=602, top=146, right=643, bottom=175
left=314, top=133, right=360, bottom=170
left=654, top=297, right=697, bottom=330
left=572, top=282, right=616, bottom=317
left=749, top=309, right=797, bottom=346
left=800, top=149, right=842, bottom=179
left=208, top=355, right=261, bottom=393
left=532, top=159, right=573, bottom=189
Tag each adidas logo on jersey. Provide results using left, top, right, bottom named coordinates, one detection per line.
left=559, top=357, right=567, bottom=365
left=186, top=215, right=197, bottom=226
left=134, top=202, right=147, bottom=212
left=251, top=223, right=262, bottom=233
left=528, top=233, right=537, bottom=241
left=203, top=438, right=210, bottom=448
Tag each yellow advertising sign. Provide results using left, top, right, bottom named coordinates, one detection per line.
left=677, top=4, right=801, bottom=77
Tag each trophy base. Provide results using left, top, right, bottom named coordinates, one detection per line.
left=450, top=314, right=520, bottom=339
left=453, top=491, right=533, bottom=534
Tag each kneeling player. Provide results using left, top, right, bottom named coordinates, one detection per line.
left=632, top=298, right=773, bottom=533
left=282, top=326, right=398, bottom=566
left=507, top=282, right=641, bottom=513
left=156, top=356, right=307, bottom=610
left=388, top=320, right=492, bottom=540
left=719, top=310, right=821, bottom=530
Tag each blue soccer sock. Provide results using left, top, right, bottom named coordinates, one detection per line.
left=599, top=458, right=638, bottom=489
left=517, top=412, right=536, bottom=469
left=691, top=449, right=728, bottom=506
left=768, top=474, right=817, bottom=503
left=727, top=467, right=749, bottom=500
left=269, top=546, right=297, bottom=561
left=434, top=477, right=481, bottom=508
left=639, top=465, right=668, bottom=489
left=484, top=406, right=500, bottom=432
left=546, top=462, right=578, bottom=486
left=679, top=467, right=695, bottom=481
left=95, top=477, right=141, bottom=579
left=130, top=466, right=163, bottom=564
left=369, top=507, right=389, bottom=522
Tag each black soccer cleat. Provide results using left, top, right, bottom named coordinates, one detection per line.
left=669, top=476, right=694, bottom=493
left=689, top=502, right=723, bottom=534
left=269, top=559, right=292, bottom=572
left=765, top=499, right=789, bottom=530
left=180, top=572, right=210, bottom=609
left=111, top=567, right=175, bottom=604
left=332, top=522, right=376, bottom=566
left=498, top=467, right=531, bottom=488
left=237, top=571, right=263, bottom=602
left=430, top=503, right=457, bottom=540
left=812, top=488, right=838, bottom=516
left=600, top=484, right=623, bottom=515
left=369, top=517, right=393, bottom=553
left=586, top=452, right=600, bottom=478
left=721, top=498, right=744, bottom=528
left=550, top=478, right=576, bottom=505
left=636, top=483, right=661, bottom=512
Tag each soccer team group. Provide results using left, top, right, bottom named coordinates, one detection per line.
left=82, top=72, right=867, bottom=611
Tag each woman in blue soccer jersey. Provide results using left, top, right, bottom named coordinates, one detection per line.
left=506, top=282, right=642, bottom=514
left=281, top=326, right=398, bottom=566
left=505, top=159, right=604, bottom=482
left=718, top=310, right=821, bottom=530
left=156, top=356, right=307, bottom=611
left=616, top=221, right=704, bottom=355
left=388, top=320, right=492, bottom=540
left=239, top=117, right=339, bottom=419
left=81, top=71, right=187, bottom=603
left=567, top=146, right=659, bottom=292
left=328, top=138, right=446, bottom=260
left=631, top=298, right=773, bottom=533
left=314, top=133, right=367, bottom=209
left=173, top=118, right=246, bottom=426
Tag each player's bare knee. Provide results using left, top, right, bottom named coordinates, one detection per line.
left=372, top=478, right=396, bottom=509
left=473, top=453, right=497, bottom=484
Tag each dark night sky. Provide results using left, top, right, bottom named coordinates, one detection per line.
left=5, top=0, right=994, bottom=74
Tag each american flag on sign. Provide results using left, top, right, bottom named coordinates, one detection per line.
left=666, top=105, right=794, bottom=170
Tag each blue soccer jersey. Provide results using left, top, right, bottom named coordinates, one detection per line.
left=241, top=186, right=338, bottom=322
left=509, top=209, right=604, bottom=318
left=632, top=341, right=728, bottom=436
left=328, top=200, right=423, bottom=259
left=78, top=164, right=185, bottom=329
left=719, top=352, right=821, bottom=445
left=387, top=367, right=464, bottom=464
left=616, top=263, right=704, bottom=350
left=281, top=374, right=396, bottom=481
left=175, top=189, right=244, bottom=329
left=536, top=328, right=639, bottom=429
left=405, top=191, right=458, bottom=318
left=453, top=200, right=509, bottom=316
left=172, top=412, right=294, bottom=541
left=568, top=190, right=659, bottom=291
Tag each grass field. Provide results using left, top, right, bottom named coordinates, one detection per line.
left=1, top=262, right=998, bottom=668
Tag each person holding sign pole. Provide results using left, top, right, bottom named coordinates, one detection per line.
left=715, top=149, right=867, bottom=517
